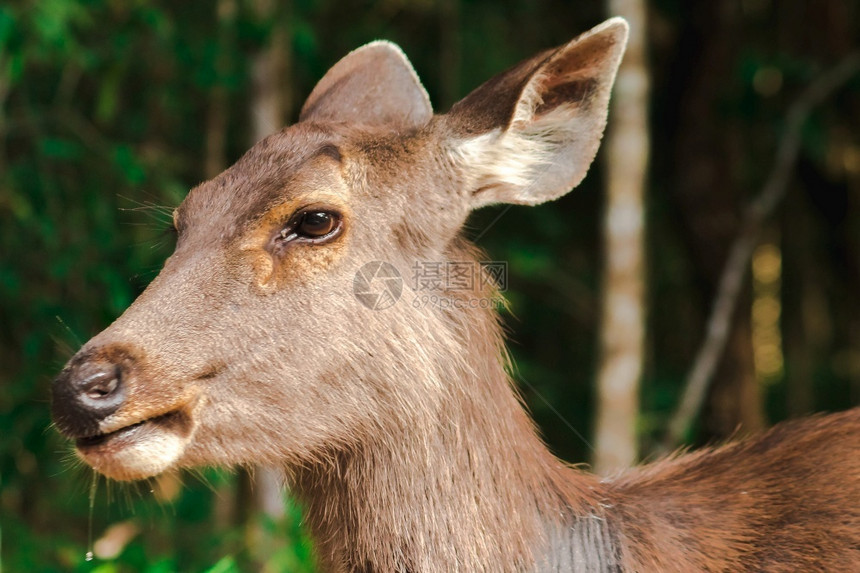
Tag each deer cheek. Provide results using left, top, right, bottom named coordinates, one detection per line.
left=238, top=240, right=350, bottom=295
left=272, top=242, right=350, bottom=286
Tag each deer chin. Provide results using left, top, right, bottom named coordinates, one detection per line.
left=75, top=408, right=197, bottom=481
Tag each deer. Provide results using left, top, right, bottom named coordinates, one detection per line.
left=51, top=17, right=860, bottom=572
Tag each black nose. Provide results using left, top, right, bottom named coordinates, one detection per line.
left=52, top=355, right=128, bottom=438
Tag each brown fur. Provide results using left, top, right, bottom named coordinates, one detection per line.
left=52, top=18, right=859, bottom=572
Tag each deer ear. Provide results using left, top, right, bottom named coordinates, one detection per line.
left=446, top=18, right=628, bottom=207
left=300, top=41, right=432, bottom=129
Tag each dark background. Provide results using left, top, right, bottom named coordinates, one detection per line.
left=2, top=0, right=858, bottom=570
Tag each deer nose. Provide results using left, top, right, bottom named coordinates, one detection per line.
left=52, top=358, right=127, bottom=438
left=78, top=366, right=123, bottom=406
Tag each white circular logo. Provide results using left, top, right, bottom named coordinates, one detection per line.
left=353, top=261, right=403, bottom=310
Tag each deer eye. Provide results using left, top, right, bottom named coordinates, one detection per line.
left=272, top=209, right=343, bottom=250
left=297, top=211, right=336, bottom=238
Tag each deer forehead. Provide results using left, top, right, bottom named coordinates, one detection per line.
left=173, top=122, right=437, bottom=246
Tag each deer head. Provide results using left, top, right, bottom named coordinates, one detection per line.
left=52, top=18, right=628, bottom=483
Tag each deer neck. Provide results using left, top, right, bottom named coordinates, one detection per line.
left=293, top=261, right=617, bottom=571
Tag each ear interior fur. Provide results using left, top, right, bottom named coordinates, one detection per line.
left=448, top=18, right=629, bottom=208
left=453, top=106, right=589, bottom=206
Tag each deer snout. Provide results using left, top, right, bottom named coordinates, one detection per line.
left=52, top=354, right=128, bottom=438
left=52, top=343, right=202, bottom=480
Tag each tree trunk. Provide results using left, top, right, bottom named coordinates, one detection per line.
left=437, top=0, right=461, bottom=110
left=205, top=0, right=236, bottom=179
left=593, top=0, right=649, bottom=475
left=250, top=0, right=292, bottom=136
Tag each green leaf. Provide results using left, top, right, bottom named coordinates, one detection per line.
left=40, top=137, right=83, bottom=160
left=111, top=145, right=146, bottom=185
left=203, top=556, right=239, bottom=573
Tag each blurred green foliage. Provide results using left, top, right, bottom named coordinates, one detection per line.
left=2, top=0, right=858, bottom=571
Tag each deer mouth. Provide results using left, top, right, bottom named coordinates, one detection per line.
left=74, top=407, right=197, bottom=481
left=76, top=409, right=191, bottom=450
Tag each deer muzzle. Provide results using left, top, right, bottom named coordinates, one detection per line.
left=52, top=344, right=201, bottom=480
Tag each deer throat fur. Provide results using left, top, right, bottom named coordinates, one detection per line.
left=291, top=239, right=616, bottom=572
